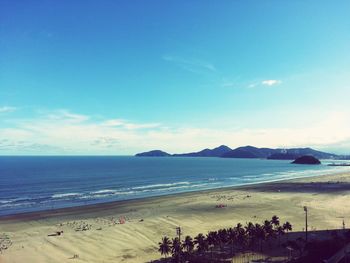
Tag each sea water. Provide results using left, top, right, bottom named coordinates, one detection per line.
left=0, top=156, right=348, bottom=216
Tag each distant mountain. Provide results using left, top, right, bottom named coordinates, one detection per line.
left=135, top=150, right=171, bottom=157
left=173, top=145, right=232, bottom=157
left=135, top=145, right=231, bottom=157
left=135, top=145, right=340, bottom=159
left=292, top=156, right=321, bottom=165
left=221, top=146, right=275, bottom=159
left=223, top=146, right=337, bottom=160
left=267, top=153, right=298, bottom=160
left=221, top=148, right=259, bottom=158
left=278, top=147, right=337, bottom=159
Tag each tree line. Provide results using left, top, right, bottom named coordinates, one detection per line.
left=158, top=215, right=292, bottom=262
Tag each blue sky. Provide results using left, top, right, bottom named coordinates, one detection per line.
left=1, top=0, right=350, bottom=155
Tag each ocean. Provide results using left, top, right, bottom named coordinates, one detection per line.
left=0, top=156, right=349, bottom=216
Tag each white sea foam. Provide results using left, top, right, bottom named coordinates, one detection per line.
left=261, top=173, right=275, bottom=176
left=115, top=191, right=135, bottom=195
left=190, top=183, right=215, bottom=188
left=154, top=182, right=218, bottom=192
left=91, top=189, right=116, bottom=194
left=132, top=181, right=190, bottom=190
left=0, top=197, right=33, bottom=204
left=52, top=193, right=82, bottom=198
left=86, top=194, right=112, bottom=199
left=154, top=185, right=191, bottom=191
left=242, top=175, right=260, bottom=178
left=0, top=202, right=36, bottom=208
left=78, top=190, right=136, bottom=200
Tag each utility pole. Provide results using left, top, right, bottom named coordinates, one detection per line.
left=176, top=226, right=181, bottom=241
left=304, top=206, right=308, bottom=243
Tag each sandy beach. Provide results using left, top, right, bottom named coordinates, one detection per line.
left=1, top=172, right=350, bottom=263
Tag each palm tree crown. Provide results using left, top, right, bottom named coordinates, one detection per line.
left=271, top=215, right=280, bottom=227
left=171, top=237, right=182, bottom=259
left=194, top=233, right=208, bottom=253
left=158, top=236, right=171, bottom=258
left=157, top=215, right=293, bottom=261
left=283, top=221, right=292, bottom=232
left=183, top=235, right=194, bottom=253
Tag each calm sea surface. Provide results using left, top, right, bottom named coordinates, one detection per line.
left=0, top=156, right=349, bottom=216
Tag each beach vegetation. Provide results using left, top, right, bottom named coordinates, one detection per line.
left=158, top=236, right=171, bottom=258
left=157, top=215, right=291, bottom=262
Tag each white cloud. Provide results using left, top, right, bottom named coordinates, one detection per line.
left=246, top=79, right=282, bottom=88
left=0, top=110, right=164, bottom=154
left=1, top=109, right=350, bottom=155
left=261, top=80, right=282, bottom=86
left=248, top=83, right=257, bottom=88
left=46, top=109, right=89, bottom=123
left=162, top=55, right=216, bottom=73
left=103, top=119, right=160, bottom=130
left=0, top=106, right=17, bottom=113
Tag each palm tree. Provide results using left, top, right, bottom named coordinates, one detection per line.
left=263, top=220, right=273, bottom=235
left=283, top=221, right=292, bottom=232
left=254, top=223, right=266, bottom=252
left=227, top=227, right=237, bottom=256
left=206, top=231, right=218, bottom=259
left=245, top=222, right=256, bottom=248
left=263, top=219, right=276, bottom=249
left=264, top=220, right=275, bottom=239
left=271, top=215, right=280, bottom=228
left=235, top=223, right=247, bottom=250
left=218, top=228, right=228, bottom=251
left=283, top=221, right=292, bottom=240
left=276, top=225, right=285, bottom=246
left=158, top=236, right=171, bottom=259
left=206, top=231, right=218, bottom=248
left=194, top=233, right=208, bottom=254
left=182, top=235, right=194, bottom=254
left=235, top=222, right=243, bottom=232
left=171, top=237, right=182, bottom=261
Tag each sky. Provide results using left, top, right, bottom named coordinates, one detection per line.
left=1, top=0, right=350, bottom=155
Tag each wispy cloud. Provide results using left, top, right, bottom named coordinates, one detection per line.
left=103, top=119, right=160, bottom=130
left=0, top=139, right=64, bottom=153
left=162, top=55, right=216, bottom=73
left=46, top=109, right=89, bottom=123
left=0, top=106, right=17, bottom=113
left=0, top=109, right=164, bottom=154
left=91, top=137, right=121, bottom=149
left=1, top=109, right=350, bottom=155
left=220, top=77, right=242, bottom=88
left=261, top=79, right=282, bottom=86
left=248, top=83, right=257, bottom=88
left=247, top=79, right=282, bottom=88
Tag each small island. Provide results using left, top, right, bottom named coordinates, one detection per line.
left=292, top=155, right=321, bottom=165
left=135, top=150, right=170, bottom=157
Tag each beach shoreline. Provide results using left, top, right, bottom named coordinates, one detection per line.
left=2, top=156, right=346, bottom=218
left=1, top=171, right=350, bottom=262
left=0, top=172, right=344, bottom=223
left=0, top=170, right=347, bottom=222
